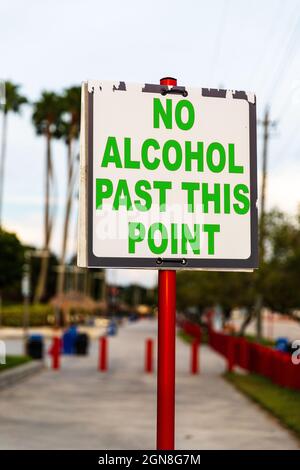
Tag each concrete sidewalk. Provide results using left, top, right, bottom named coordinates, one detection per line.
left=0, top=319, right=298, bottom=449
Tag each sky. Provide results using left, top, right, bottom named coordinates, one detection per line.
left=1, top=0, right=300, bottom=287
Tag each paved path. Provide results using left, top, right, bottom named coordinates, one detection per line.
left=0, top=319, right=298, bottom=449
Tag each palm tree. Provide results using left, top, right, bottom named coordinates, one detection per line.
left=56, top=86, right=81, bottom=295
left=0, top=81, right=27, bottom=226
left=32, top=92, right=62, bottom=303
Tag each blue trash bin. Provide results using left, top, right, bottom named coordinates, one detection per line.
left=27, top=334, right=44, bottom=359
left=275, top=337, right=289, bottom=353
left=62, top=326, right=78, bottom=354
left=107, top=320, right=117, bottom=336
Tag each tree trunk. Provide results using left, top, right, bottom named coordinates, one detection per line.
left=238, top=307, right=254, bottom=336
left=0, top=112, right=7, bottom=227
left=34, top=254, right=49, bottom=304
left=239, top=297, right=262, bottom=337
left=56, top=139, right=74, bottom=295
left=34, top=131, right=51, bottom=303
left=256, top=294, right=263, bottom=340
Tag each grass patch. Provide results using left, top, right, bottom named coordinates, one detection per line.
left=225, top=371, right=300, bottom=440
left=0, top=355, right=31, bottom=373
left=178, top=328, right=209, bottom=344
left=178, top=330, right=193, bottom=343
left=244, top=334, right=275, bottom=347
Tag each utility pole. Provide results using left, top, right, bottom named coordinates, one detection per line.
left=256, top=107, right=276, bottom=339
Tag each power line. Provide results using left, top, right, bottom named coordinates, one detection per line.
left=209, top=0, right=230, bottom=85
left=249, top=0, right=283, bottom=91
left=271, top=117, right=299, bottom=169
left=263, top=8, right=300, bottom=106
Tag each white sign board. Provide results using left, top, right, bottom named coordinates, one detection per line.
left=78, top=80, right=257, bottom=270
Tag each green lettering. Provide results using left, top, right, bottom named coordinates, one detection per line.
left=148, top=222, right=168, bottom=254
left=101, top=137, right=122, bottom=168
left=181, top=182, right=200, bottom=213
left=141, top=139, right=160, bottom=170
left=229, top=143, right=243, bottom=173
left=124, top=137, right=140, bottom=169
left=162, top=140, right=182, bottom=171
left=128, top=222, right=145, bottom=253
left=175, top=100, right=195, bottom=130
left=224, top=183, right=231, bottom=214
left=185, top=141, right=204, bottom=172
left=171, top=223, right=178, bottom=254
left=113, top=179, right=132, bottom=210
left=233, top=184, right=250, bottom=214
left=206, top=142, right=226, bottom=173
left=182, top=224, right=200, bottom=255
left=95, top=178, right=113, bottom=209
left=153, top=98, right=172, bottom=129
left=202, top=183, right=221, bottom=214
left=134, top=180, right=152, bottom=211
left=203, top=224, right=220, bottom=255
left=153, top=181, right=172, bottom=211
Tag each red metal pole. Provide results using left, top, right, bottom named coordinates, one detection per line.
left=156, top=76, right=178, bottom=451
left=156, top=269, right=176, bottom=450
left=52, top=337, right=60, bottom=370
left=191, top=339, right=199, bottom=374
left=99, top=336, right=108, bottom=372
left=145, top=338, right=154, bottom=373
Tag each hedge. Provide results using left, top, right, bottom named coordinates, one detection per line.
left=0, top=304, right=54, bottom=327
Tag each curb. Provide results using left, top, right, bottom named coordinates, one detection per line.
left=0, top=361, right=44, bottom=390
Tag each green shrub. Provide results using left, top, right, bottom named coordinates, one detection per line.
left=0, top=304, right=54, bottom=327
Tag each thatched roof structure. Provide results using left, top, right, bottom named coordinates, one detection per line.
left=50, top=290, right=107, bottom=313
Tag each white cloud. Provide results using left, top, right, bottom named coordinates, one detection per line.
left=258, top=163, right=300, bottom=215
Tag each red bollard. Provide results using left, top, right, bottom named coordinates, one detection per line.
left=49, top=336, right=61, bottom=370
left=99, top=336, right=108, bottom=372
left=227, top=336, right=235, bottom=372
left=191, top=339, right=200, bottom=374
left=145, top=338, right=154, bottom=373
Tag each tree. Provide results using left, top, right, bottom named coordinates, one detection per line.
left=261, top=210, right=300, bottom=315
left=29, top=249, right=59, bottom=303
left=177, top=270, right=255, bottom=315
left=0, top=81, right=27, bottom=226
left=32, top=92, right=62, bottom=303
left=0, top=229, right=24, bottom=298
left=121, top=284, right=156, bottom=307
left=56, top=86, right=81, bottom=295
left=177, top=209, right=300, bottom=334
